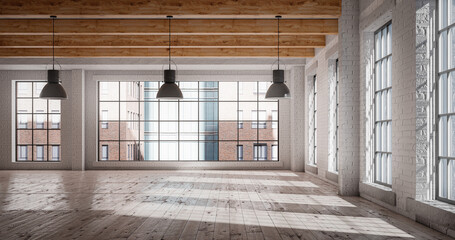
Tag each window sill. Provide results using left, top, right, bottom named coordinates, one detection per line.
left=305, top=164, right=318, bottom=174
left=360, top=182, right=396, bottom=206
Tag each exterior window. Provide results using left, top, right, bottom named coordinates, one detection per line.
left=254, top=82, right=267, bottom=94
left=14, top=81, right=61, bottom=162
left=272, top=145, right=278, bottom=161
left=101, top=145, right=109, bottom=160
left=374, top=22, right=392, bottom=186
left=36, top=145, right=44, bottom=161
left=237, top=145, right=244, bottom=160
left=238, top=110, right=243, bottom=129
left=18, top=146, right=28, bottom=161
left=329, top=59, right=339, bottom=172
left=51, top=146, right=60, bottom=161
left=101, top=110, right=108, bottom=129
left=98, top=81, right=278, bottom=161
left=253, top=144, right=267, bottom=161
left=309, top=75, right=317, bottom=165
left=437, top=0, right=455, bottom=203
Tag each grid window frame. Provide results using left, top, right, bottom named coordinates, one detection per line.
left=436, top=0, right=455, bottom=204
left=14, top=81, right=62, bottom=162
left=373, top=21, right=393, bottom=187
left=97, top=81, right=279, bottom=161
left=309, top=75, right=318, bottom=165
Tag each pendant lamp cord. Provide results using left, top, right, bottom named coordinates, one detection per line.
left=168, top=16, right=172, bottom=70
left=277, top=16, right=281, bottom=70
left=52, top=16, right=55, bottom=70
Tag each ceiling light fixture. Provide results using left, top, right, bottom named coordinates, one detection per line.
left=265, top=16, right=290, bottom=99
left=156, top=16, right=183, bottom=99
left=40, top=15, right=68, bottom=100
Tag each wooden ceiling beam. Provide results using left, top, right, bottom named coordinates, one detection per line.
left=0, top=35, right=326, bottom=48
left=0, top=19, right=338, bottom=35
left=0, top=0, right=341, bottom=19
left=0, top=48, right=315, bottom=58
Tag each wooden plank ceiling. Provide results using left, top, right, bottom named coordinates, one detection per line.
left=0, top=0, right=341, bottom=58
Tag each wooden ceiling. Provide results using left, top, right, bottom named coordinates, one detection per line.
left=0, top=0, right=341, bottom=58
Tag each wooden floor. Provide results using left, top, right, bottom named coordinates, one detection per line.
left=0, top=170, right=451, bottom=240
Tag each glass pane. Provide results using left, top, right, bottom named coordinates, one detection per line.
left=141, top=122, right=158, bottom=140
left=99, top=122, right=119, bottom=140
left=375, top=123, right=382, bottom=152
left=34, top=145, right=47, bottom=161
left=439, top=158, right=448, bottom=198
left=450, top=73, right=455, bottom=113
left=387, top=24, right=392, bottom=55
left=199, top=122, right=218, bottom=141
left=180, top=102, right=198, bottom=121
left=440, top=116, right=448, bottom=156
left=180, top=122, right=198, bottom=140
left=258, top=82, right=272, bottom=101
left=387, top=122, right=392, bottom=152
left=376, top=153, right=382, bottom=182
left=375, top=31, right=382, bottom=60
left=120, top=102, right=140, bottom=121
left=33, top=99, right=47, bottom=113
left=382, top=60, right=387, bottom=89
left=99, top=142, right=119, bottom=160
left=17, top=114, right=32, bottom=129
left=48, top=100, right=61, bottom=113
left=180, top=141, right=198, bottom=161
left=33, top=130, right=47, bottom=144
left=199, top=81, right=219, bottom=101
left=387, top=154, right=392, bottom=184
left=382, top=90, right=388, bottom=120
left=17, top=130, right=32, bottom=144
left=17, top=145, right=32, bottom=161
left=450, top=159, right=455, bottom=200
left=219, top=121, right=238, bottom=140
left=120, top=141, right=140, bottom=160
left=160, top=122, right=178, bottom=140
left=199, top=141, right=218, bottom=161
left=450, top=116, right=455, bottom=157
left=219, top=141, right=238, bottom=161
left=450, top=28, right=455, bottom=69
left=16, top=99, right=32, bottom=113
left=199, top=101, right=218, bottom=121
left=33, top=114, right=47, bottom=129
left=99, top=102, right=119, bottom=121
left=180, top=82, right=198, bottom=100
left=440, top=74, right=448, bottom=114
left=219, top=102, right=237, bottom=120
left=16, top=82, right=32, bottom=98
left=239, top=102, right=257, bottom=121
left=48, top=114, right=61, bottom=129
left=143, top=141, right=158, bottom=161
left=144, top=82, right=159, bottom=100
left=259, top=122, right=278, bottom=141
left=120, top=122, right=139, bottom=141
left=239, top=122, right=258, bottom=140
left=219, top=82, right=237, bottom=101
left=239, top=82, right=258, bottom=101
left=48, top=130, right=61, bottom=145
left=33, top=82, right=46, bottom=98
left=99, top=82, right=119, bottom=101
left=160, top=141, right=178, bottom=161
left=238, top=141, right=255, bottom=161
left=375, top=92, right=382, bottom=121
left=142, top=101, right=158, bottom=121
left=382, top=27, right=387, bottom=58
left=120, top=82, right=140, bottom=101
left=440, top=31, right=448, bottom=72
left=259, top=102, right=278, bottom=121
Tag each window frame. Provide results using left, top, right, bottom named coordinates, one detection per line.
left=309, top=75, right=318, bottom=165
left=97, top=81, right=279, bottom=162
left=436, top=0, right=455, bottom=204
left=14, top=81, right=61, bottom=162
left=373, top=21, right=393, bottom=187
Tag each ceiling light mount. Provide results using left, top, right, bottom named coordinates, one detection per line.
left=40, top=15, right=68, bottom=100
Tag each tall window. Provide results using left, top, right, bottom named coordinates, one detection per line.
left=374, top=22, right=392, bottom=186
left=272, top=145, right=278, bottom=161
left=309, top=75, right=317, bottom=165
left=329, top=59, right=339, bottom=172
left=14, top=81, right=61, bottom=162
left=437, top=0, right=455, bottom=203
left=98, top=81, right=278, bottom=161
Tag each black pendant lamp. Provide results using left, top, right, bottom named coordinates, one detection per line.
left=40, top=16, right=67, bottom=100
left=265, top=16, right=290, bottom=99
left=156, top=16, right=183, bottom=99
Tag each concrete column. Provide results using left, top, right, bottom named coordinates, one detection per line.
left=338, top=0, right=361, bottom=195
left=70, top=69, right=85, bottom=170
left=290, top=66, right=305, bottom=172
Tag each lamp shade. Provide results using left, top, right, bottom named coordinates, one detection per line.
left=156, top=69, right=183, bottom=99
left=265, top=69, right=290, bottom=99
left=39, top=70, right=68, bottom=99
